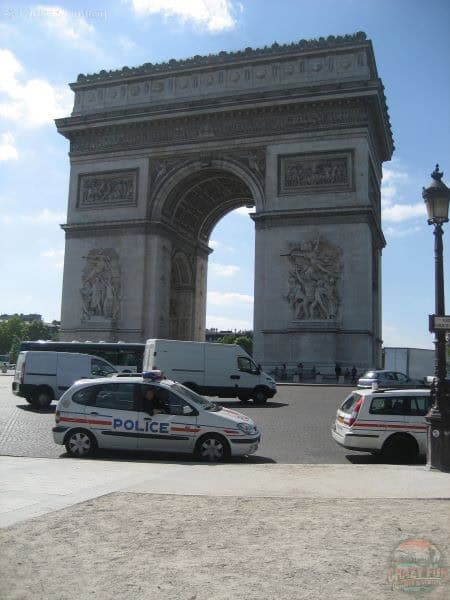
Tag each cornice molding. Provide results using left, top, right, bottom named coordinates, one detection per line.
left=73, top=32, right=370, bottom=86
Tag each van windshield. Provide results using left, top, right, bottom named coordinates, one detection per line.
left=170, top=383, right=220, bottom=411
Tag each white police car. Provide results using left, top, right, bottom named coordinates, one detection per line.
left=52, top=371, right=261, bottom=462
left=331, top=387, right=431, bottom=460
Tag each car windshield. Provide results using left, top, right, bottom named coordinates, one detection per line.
left=170, top=383, right=221, bottom=411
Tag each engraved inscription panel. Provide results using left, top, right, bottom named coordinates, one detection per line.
left=78, top=169, right=138, bottom=208
left=279, top=152, right=352, bottom=194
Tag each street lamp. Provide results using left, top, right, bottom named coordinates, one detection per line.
left=423, top=164, right=450, bottom=471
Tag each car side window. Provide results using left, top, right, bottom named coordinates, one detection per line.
left=91, top=383, right=137, bottom=411
left=369, top=396, right=408, bottom=415
left=72, top=386, right=96, bottom=406
left=395, top=373, right=407, bottom=383
left=165, top=392, right=195, bottom=416
left=409, top=396, right=432, bottom=416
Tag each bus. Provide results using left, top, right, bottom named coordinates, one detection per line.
left=18, top=340, right=145, bottom=372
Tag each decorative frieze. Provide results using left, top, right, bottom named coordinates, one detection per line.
left=279, top=151, right=352, bottom=194
left=69, top=100, right=368, bottom=155
left=77, top=169, right=138, bottom=208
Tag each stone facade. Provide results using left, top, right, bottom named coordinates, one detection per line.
left=56, top=32, right=393, bottom=372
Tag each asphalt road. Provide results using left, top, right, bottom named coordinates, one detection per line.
left=0, top=375, right=421, bottom=464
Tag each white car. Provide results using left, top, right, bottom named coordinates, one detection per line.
left=331, top=387, right=432, bottom=460
left=53, top=372, right=261, bottom=462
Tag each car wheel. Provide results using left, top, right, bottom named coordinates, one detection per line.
left=382, top=434, right=418, bottom=462
left=32, top=388, right=53, bottom=409
left=195, top=434, right=230, bottom=462
left=65, top=430, right=97, bottom=458
left=253, top=387, right=268, bottom=404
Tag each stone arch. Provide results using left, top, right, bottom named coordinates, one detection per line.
left=56, top=33, right=393, bottom=372
left=149, top=156, right=264, bottom=227
left=154, top=163, right=258, bottom=340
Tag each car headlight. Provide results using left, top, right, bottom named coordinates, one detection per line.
left=237, top=422, right=256, bottom=435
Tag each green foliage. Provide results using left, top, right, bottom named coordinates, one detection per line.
left=217, top=334, right=253, bottom=356
left=0, top=317, right=58, bottom=363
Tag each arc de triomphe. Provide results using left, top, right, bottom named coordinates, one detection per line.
left=56, top=32, right=393, bottom=372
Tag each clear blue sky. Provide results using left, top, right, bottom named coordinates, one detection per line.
left=1, top=0, right=449, bottom=349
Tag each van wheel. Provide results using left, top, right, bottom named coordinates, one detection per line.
left=195, top=434, right=230, bottom=462
left=65, top=430, right=97, bottom=458
left=253, top=388, right=268, bottom=404
left=382, top=434, right=418, bottom=462
left=32, top=388, right=53, bottom=409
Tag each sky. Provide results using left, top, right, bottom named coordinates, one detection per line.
left=0, top=0, right=449, bottom=350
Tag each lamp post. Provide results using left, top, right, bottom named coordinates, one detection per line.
left=423, top=164, right=450, bottom=471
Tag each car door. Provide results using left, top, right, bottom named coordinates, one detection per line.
left=86, top=382, right=140, bottom=450
left=405, top=394, right=431, bottom=455
left=137, top=384, right=199, bottom=454
left=235, top=355, right=260, bottom=394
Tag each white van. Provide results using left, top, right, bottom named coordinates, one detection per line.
left=12, top=351, right=117, bottom=408
left=143, top=339, right=277, bottom=403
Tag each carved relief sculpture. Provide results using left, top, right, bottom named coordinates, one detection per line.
left=285, top=236, right=343, bottom=320
left=78, top=170, right=138, bottom=208
left=279, top=152, right=351, bottom=194
left=81, top=248, right=121, bottom=320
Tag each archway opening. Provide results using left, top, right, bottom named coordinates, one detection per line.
left=206, top=208, right=255, bottom=335
left=162, top=167, right=256, bottom=341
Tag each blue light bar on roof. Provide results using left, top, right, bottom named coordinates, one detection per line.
left=142, top=370, right=164, bottom=381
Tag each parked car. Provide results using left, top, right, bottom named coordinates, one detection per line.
left=331, top=387, right=432, bottom=460
left=53, top=371, right=261, bottom=461
left=357, top=370, right=425, bottom=389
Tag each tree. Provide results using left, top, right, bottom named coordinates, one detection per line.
left=27, top=320, right=52, bottom=341
left=0, top=317, right=26, bottom=354
left=234, top=336, right=253, bottom=356
left=0, top=317, right=58, bottom=363
left=217, top=334, right=253, bottom=356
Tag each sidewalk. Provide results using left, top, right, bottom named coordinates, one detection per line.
left=1, top=457, right=450, bottom=528
left=1, top=457, right=449, bottom=599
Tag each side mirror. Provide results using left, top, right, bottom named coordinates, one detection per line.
left=182, top=405, right=194, bottom=416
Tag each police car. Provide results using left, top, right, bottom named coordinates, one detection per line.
left=331, top=387, right=432, bottom=461
left=52, top=371, right=261, bottom=462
